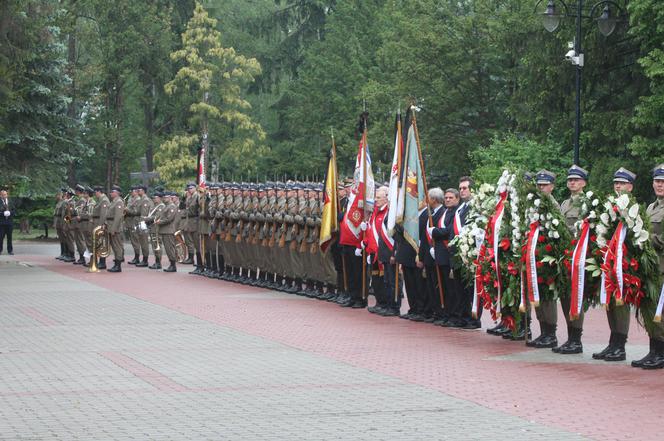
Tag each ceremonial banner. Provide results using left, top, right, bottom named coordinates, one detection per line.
left=386, top=111, right=403, bottom=233
left=400, top=121, right=425, bottom=252
left=319, top=138, right=339, bottom=253
left=340, top=124, right=374, bottom=246
left=197, top=143, right=207, bottom=188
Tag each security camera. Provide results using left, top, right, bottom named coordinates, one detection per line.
left=564, top=49, right=584, bottom=67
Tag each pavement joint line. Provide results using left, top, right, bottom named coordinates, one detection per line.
left=16, top=307, right=61, bottom=326
left=98, top=351, right=189, bottom=393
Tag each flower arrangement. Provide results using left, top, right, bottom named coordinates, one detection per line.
left=592, top=193, right=660, bottom=314
left=519, top=189, right=571, bottom=310
left=451, top=182, right=496, bottom=270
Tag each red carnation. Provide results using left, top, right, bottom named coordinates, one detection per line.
left=536, top=261, right=543, bottom=268
left=545, top=244, right=553, bottom=253
left=630, top=258, right=639, bottom=271
left=613, top=205, right=619, bottom=213
left=499, top=237, right=510, bottom=251
left=507, top=262, right=518, bottom=276
left=537, top=276, right=544, bottom=283
left=538, top=235, right=546, bottom=243
left=571, top=239, right=578, bottom=246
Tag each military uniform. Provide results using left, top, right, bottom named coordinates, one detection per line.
left=134, top=188, right=153, bottom=267
left=54, top=191, right=67, bottom=260
left=184, top=183, right=199, bottom=264
left=61, top=191, right=76, bottom=262
left=92, top=188, right=110, bottom=269
left=633, top=164, right=664, bottom=369
left=157, top=192, right=178, bottom=272
left=145, top=193, right=165, bottom=269
left=126, top=189, right=142, bottom=264
left=106, top=186, right=126, bottom=272
left=555, top=165, right=589, bottom=354
left=79, top=189, right=96, bottom=266
left=72, top=185, right=88, bottom=264
left=593, top=167, right=637, bottom=362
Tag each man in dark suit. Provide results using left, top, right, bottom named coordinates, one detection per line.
left=0, top=189, right=16, bottom=255
left=418, top=188, right=445, bottom=323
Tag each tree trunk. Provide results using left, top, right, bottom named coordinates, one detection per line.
left=66, top=31, right=77, bottom=186
left=144, top=82, right=156, bottom=171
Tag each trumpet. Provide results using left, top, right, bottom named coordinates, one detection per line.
left=174, top=230, right=188, bottom=263
left=150, top=231, right=161, bottom=252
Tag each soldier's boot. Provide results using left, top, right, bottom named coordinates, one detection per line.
left=632, top=338, right=658, bottom=368
left=73, top=252, right=84, bottom=265
left=641, top=339, right=664, bottom=370
left=107, top=260, right=121, bottom=273
left=189, top=252, right=203, bottom=275
left=163, top=260, right=177, bottom=273
left=526, top=321, right=547, bottom=347
left=210, top=254, right=220, bottom=277
left=56, top=243, right=65, bottom=260
left=218, top=265, right=229, bottom=280
left=149, top=258, right=162, bottom=270
left=62, top=246, right=75, bottom=262
left=205, top=252, right=214, bottom=277
left=136, top=256, right=149, bottom=268
left=555, top=326, right=583, bottom=354
left=592, top=332, right=616, bottom=360
left=182, top=254, right=194, bottom=265
left=227, top=267, right=238, bottom=282
left=604, top=333, right=627, bottom=361
left=533, top=323, right=558, bottom=348
left=97, top=257, right=107, bottom=270
left=128, top=253, right=140, bottom=265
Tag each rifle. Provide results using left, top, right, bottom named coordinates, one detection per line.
left=278, top=222, right=287, bottom=248
left=310, top=226, right=320, bottom=254
left=289, top=224, right=299, bottom=251
left=299, top=224, right=309, bottom=253
left=235, top=219, right=244, bottom=243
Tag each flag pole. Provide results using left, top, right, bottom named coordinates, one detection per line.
left=411, top=109, right=445, bottom=309
left=361, top=112, right=369, bottom=301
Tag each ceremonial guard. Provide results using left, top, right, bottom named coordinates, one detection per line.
left=92, top=186, right=110, bottom=269
left=184, top=183, right=199, bottom=266
left=554, top=165, right=589, bottom=354
left=209, top=183, right=223, bottom=278
left=198, top=184, right=212, bottom=276
left=592, top=167, right=636, bottom=361
left=135, top=185, right=153, bottom=267
left=633, top=164, right=664, bottom=369
left=106, top=186, right=125, bottom=273
left=527, top=170, right=561, bottom=348
left=156, top=191, right=178, bottom=272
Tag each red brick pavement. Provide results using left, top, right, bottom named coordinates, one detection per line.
left=19, top=254, right=664, bottom=441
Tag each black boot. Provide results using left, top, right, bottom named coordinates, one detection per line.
left=189, top=252, right=203, bottom=275
left=149, top=259, right=162, bottom=270
left=182, top=254, right=194, bottom=265
left=107, top=260, right=122, bottom=273
left=62, top=248, right=75, bottom=262
left=533, top=323, right=558, bottom=348
left=128, top=253, right=139, bottom=265
left=593, top=332, right=615, bottom=360
left=604, top=333, right=627, bottom=361
left=56, top=243, right=65, bottom=260
left=136, top=256, right=149, bottom=268
left=632, top=338, right=657, bottom=368
left=555, top=326, right=583, bottom=354
left=641, top=339, right=664, bottom=370
left=163, top=260, right=177, bottom=272
left=98, top=257, right=107, bottom=270
left=74, top=253, right=86, bottom=265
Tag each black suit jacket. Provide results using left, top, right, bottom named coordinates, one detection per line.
left=0, top=198, right=16, bottom=225
left=431, top=205, right=459, bottom=267
left=418, top=207, right=444, bottom=266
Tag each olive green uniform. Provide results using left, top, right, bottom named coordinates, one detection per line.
left=106, top=196, right=125, bottom=262
left=126, top=195, right=141, bottom=258
left=647, top=197, right=664, bottom=341
left=158, top=201, right=178, bottom=263
left=560, top=194, right=585, bottom=328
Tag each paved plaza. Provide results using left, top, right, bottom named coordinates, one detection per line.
left=1, top=242, right=662, bottom=440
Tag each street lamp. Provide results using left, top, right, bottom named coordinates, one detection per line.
left=536, top=1, right=626, bottom=165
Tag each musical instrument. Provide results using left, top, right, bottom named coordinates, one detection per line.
left=88, top=225, right=109, bottom=273
left=174, top=230, right=188, bottom=263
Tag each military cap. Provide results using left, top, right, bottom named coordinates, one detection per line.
left=153, top=191, right=163, bottom=198
left=75, top=184, right=85, bottom=192
left=567, top=165, right=589, bottom=180
left=139, top=185, right=147, bottom=191
left=85, top=185, right=94, bottom=193
left=535, top=170, right=556, bottom=185
left=613, top=167, right=636, bottom=183
left=93, top=185, right=104, bottom=192
left=60, top=186, right=69, bottom=192
left=276, top=181, right=285, bottom=190
left=66, top=188, right=75, bottom=195
left=208, top=182, right=219, bottom=190
left=258, top=184, right=266, bottom=191
left=317, top=183, right=324, bottom=191
left=110, top=185, right=122, bottom=194
left=523, top=172, right=534, bottom=183
left=652, top=164, right=664, bottom=180
left=186, top=182, right=196, bottom=190
left=248, top=183, right=257, bottom=191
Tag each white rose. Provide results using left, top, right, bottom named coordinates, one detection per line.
left=596, top=224, right=607, bottom=236
left=626, top=217, right=634, bottom=229
left=586, top=191, right=594, bottom=198
left=600, top=213, right=610, bottom=226
left=527, top=193, right=534, bottom=200
left=534, top=199, right=541, bottom=207
left=588, top=211, right=596, bottom=219
left=639, top=229, right=649, bottom=242
left=634, top=218, right=643, bottom=234
left=545, top=222, right=552, bottom=230
left=539, top=214, right=546, bottom=221
left=581, top=203, right=588, bottom=213
left=592, top=199, right=599, bottom=207
left=609, top=208, right=617, bottom=222
left=552, top=219, right=559, bottom=226
left=552, top=231, right=560, bottom=239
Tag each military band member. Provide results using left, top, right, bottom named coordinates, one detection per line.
left=78, top=186, right=96, bottom=267
left=592, top=167, right=637, bottom=362
left=92, top=186, right=110, bottom=269
left=526, top=170, right=561, bottom=348
left=135, top=185, right=153, bottom=267
left=61, top=188, right=76, bottom=262
left=633, top=164, right=664, bottom=369
left=106, top=185, right=126, bottom=273
left=126, top=186, right=142, bottom=265
left=144, top=191, right=165, bottom=269
left=156, top=191, right=178, bottom=272
left=184, top=183, right=199, bottom=266
left=554, top=165, right=589, bottom=354
left=54, top=189, right=66, bottom=260
left=71, top=185, right=87, bottom=264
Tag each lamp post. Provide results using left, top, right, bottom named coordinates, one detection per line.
left=536, top=1, right=624, bottom=165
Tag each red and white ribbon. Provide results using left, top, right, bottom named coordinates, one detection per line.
left=471, top=229, right=486, bottom=318
left=570, top=218, right=590, bottom=319
left=492, top=192, right=508, bottom=315
left=654, top=283, right=664, bottom=323
left=525, top=221, right=541, bottom=307
left=600, top=221, right=627, bottom=307
left=519, top=269, right=526, bottom=312
left=453, top=203, right=465, bottom=236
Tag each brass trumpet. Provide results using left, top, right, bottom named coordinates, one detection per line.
left=88, top=225, right=109, bottom=273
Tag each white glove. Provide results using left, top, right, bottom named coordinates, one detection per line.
left=367, top=255, right=372, bottom=265
left=427, top=226, right=434, bottom=236
left=360, top=221, right=368, bottom=231
left=354, top=248, right=362, bottom=257
left=361, top=241, right=366, bottom=250
left=3, top=211, right=9, bottom=217
left=429, top=247, right=435, bottom=259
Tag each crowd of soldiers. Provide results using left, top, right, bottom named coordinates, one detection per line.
left=51, top=162, right=664, bottom=370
